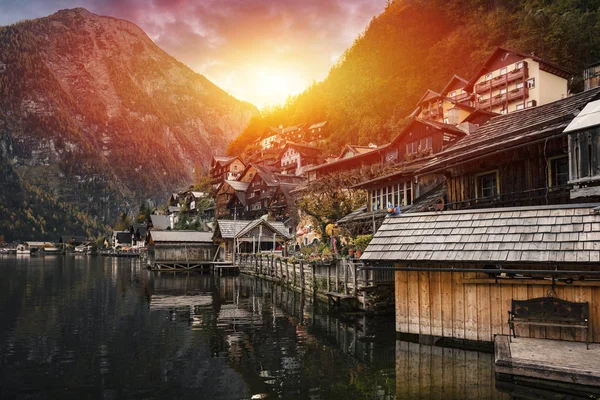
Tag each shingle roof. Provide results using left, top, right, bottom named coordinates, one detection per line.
left=419, top=87, right=600, bottom=173
left=235, top=219, right=292, bottom=239
left=215, top=220, right=252, bottom=238
left=215, top=219, right=292, bottom=239
left=151, top=215, right=170, bottom=230
left=150, top=231, right=214, bottom=243
left=362, top=204, right=600, bottom=264
left=225, top=180, right=249, bottom=192
left=279, top=142, right=321, bottom=159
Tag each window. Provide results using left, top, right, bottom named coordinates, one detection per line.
left=526, top=100, right=537, bottom=107
left=549, top=156, right=569, bottom=187
left=406, top=142, right=418, bottom=154
left=516, top=82, right=524, bottom=89
left=515, top=61, right=524, bottom=69
left=450, top=91, right=456, bottom=97
left=499, top=88, right=507, bottom=95
left=444, top=118, right=449, bottom=124
left=516, top=104, right=524, bottom=111
left=419, top=137, right=433, bottom=151
left=476, top=171, right=499, bottom=198
left=500, top=67, right=507, bottom=75
left=486, top=73, right=493, bottom=81
left=527, top=78, right=535, bottom=89
left=500, top=109, right=508, bottom=115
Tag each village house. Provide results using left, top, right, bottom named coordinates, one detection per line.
left=336, top=118, right=467, bottom=235
left=213, top=219, right=293, bottom=261
left=303, top=143, right=387, bottom=182
left=111, top=231, right=132, bottom=249
left=130, top=223, right=147, bottom=248
left=306, top=121, right=328, bottom=143
left=466, top=47, right=570, bottom=115
left=209, top=156, right=246, bottom=186
left=362, top=87, right=600, bottom=346
left=278, top=142, right=322, bottom=176
left=268, top=183, right=298, bottom=227
left=244, top=164, right=304, bottom=220
left=414, top=48, right=571, bottom=127
left=215, top=180, right=249, bottom=219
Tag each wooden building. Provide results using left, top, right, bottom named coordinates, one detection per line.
left=210, top=156, right=246, bottom=186
left=268, top=183, right=298, bottom=228
left=362, top=87, right=600, bottom=345
left=244, top=164, right=304, bottom=220
left=148, top=230, right=217, bottom=270
left=278, top=142, right=321, bottom=176
left=465, top=47, right=571, bottom=115
left=213, top=219, right=292, bottom=261
left=215, top=180, right=249, bottom=219
left=417, top=87, right=600, bottom=210
left=304, top=144, right=387, bottom=182
left=362, top=204, right=600, bottom=344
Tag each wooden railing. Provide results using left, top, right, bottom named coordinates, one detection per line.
left=235, top=253, right=394, bottom=298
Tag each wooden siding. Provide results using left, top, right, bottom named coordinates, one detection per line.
left=446, top=138, right=570, bottom=208
left=395, top=266, right=600, bottom=343
left=155, top=244, right=217, bottom=262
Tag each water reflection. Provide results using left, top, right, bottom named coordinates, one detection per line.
left=0, top=257, right=515, bottom=399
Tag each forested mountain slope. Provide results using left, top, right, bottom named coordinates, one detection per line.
left=228, top=0, right=600, bottom=156
left=0, top=8, right=258, bottom=241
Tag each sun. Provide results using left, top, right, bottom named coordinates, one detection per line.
left=252, top=67, right=307, bottom=107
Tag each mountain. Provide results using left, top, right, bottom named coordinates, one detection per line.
left=0, top=8, right=258, bottom=241
left=228, top=0, right=600, bottom=156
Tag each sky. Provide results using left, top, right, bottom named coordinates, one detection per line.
left=0, top=0, right=387, bottom=108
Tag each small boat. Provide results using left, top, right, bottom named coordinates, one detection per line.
left=16, top=244, right=30, bottom=255
left=43, top=246, right=62, bottom=254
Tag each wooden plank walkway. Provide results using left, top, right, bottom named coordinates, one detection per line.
left=495, top=335, right=600, bottom=387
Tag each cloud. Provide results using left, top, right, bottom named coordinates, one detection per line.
left=0, top=0, right=387, bottom=106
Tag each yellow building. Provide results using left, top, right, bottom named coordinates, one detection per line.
left=466, top=47, right=570, bottom=114
left=417, top=48, right=572, bottom=124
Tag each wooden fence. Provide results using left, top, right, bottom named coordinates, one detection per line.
left=235, top=253, right=394, bottom=309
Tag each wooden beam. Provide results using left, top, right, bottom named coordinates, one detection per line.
left=462, top=278, right=600, bottom=287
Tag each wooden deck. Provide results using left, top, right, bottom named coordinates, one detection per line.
left=150, top=260, right=233, bottom=271
left=495, top=335, right=600, bottom=388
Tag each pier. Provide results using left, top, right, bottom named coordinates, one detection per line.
left=235, top=253, right=394, bottom=311
left=495, top=335, right=600, bottom=389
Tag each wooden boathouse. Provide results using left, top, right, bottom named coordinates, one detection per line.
left=362, top=204, right=600, bottom=344
left=213, top=219, right=292, bottom=262
left=148, top=230, right=218, bottom=270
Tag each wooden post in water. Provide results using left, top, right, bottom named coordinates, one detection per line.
left=327, top=264, right=331, bottom=292
left=344, top=259, right=348, bottom=295
left=335, top=260, right=339, bottom=293
left=311, top=263, right=316, bottom=293
left=285, top=259, right=289, bottom=283
left=353, top=261, right=358, bottom=297
left=293, top=261, right=296, bottom=288
left=300, top=261, right=305, bottom=292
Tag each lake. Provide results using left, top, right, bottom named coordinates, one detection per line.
left=0, top=256, right=514, bottom=399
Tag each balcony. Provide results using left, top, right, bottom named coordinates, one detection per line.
left=476, top=97, right=491, bottom=109
left=508, top=87, right=528, bottom=102
left=491, top=94, right=507, bottom=107
left=454, top=92, right=472, bottom=104
left=475, top=62, right=529, bottom=94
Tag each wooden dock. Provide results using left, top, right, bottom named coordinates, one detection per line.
left=495, top=335, right=600, bottom=388
left=150, top=260, right=233, bottom=271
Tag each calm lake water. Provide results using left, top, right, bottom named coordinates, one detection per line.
left=0, top=256, right=516, bottom=399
